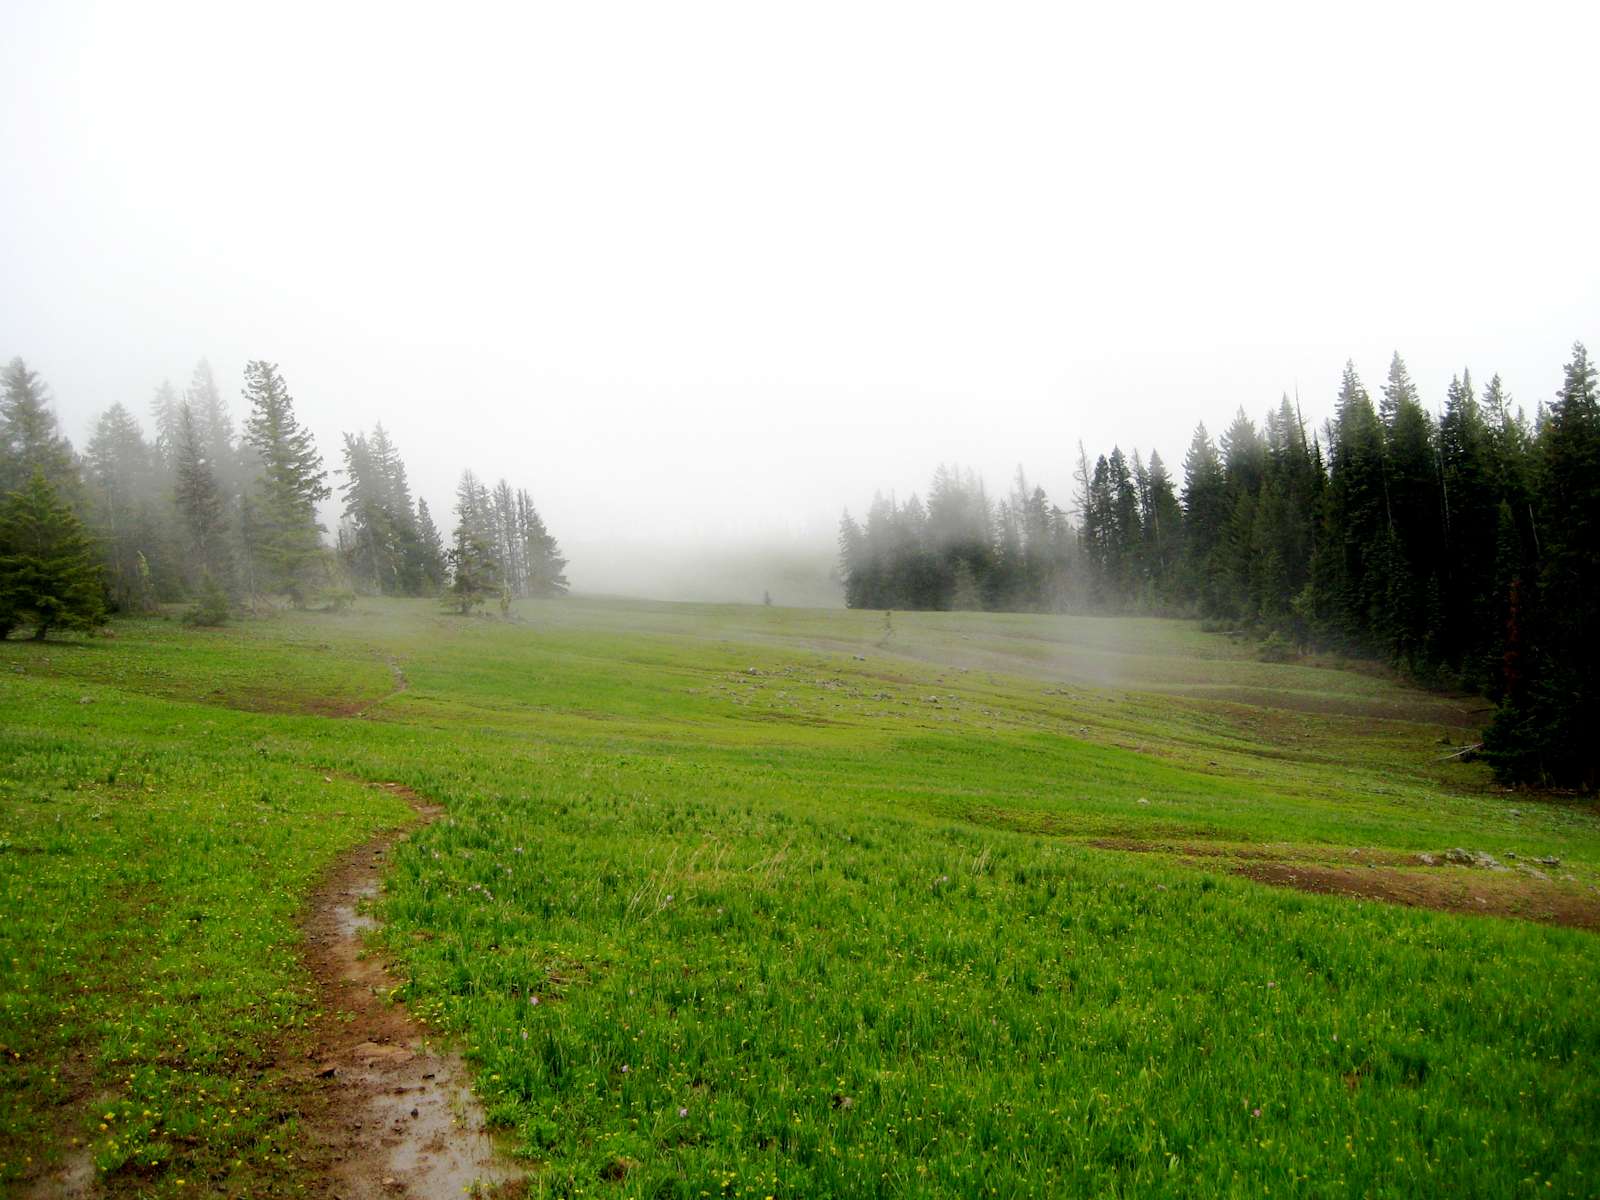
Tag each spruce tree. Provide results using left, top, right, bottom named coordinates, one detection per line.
left=84, top=403, right=168, bottom=611
left=148, top=380, right=184, bottom=475
left=1486, top=343, right=1600, bottom=787
left=1379, top=352, right=1440, bottom=668
left=1140, top=449, right=1184, bottom=604
left=838, top=511, right=868, bottom=609
left=445, top=520, right=499, bottom=614
left=1180, top=423, right=1228, bottom=613
left=517, top=489, right=569, bottom=597
left=0, top=470, right=107, bottom=640
left=174, top=404, right=233, bottom=591
left=1314, top=361, right=1388, bottom=650
left=1, top=358, right=77, bottom=497
left=242, top=361, right=329, bottom=604
left=415, top=498, right=447, bottom=592
left=185, top=359, right=241, bottom=492
left=1437, top=370, right=1497, bottom=684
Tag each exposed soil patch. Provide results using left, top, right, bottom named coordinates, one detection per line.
left=1087, top=837, right=1419, bottom=867
left=1087, top=836, right=1599, bottom=931
left=15, top=1074, right=100, bottom=1199
left=1234, top=862, right=1600, bottom=931
left=298, top=781, right=522, bottom=1198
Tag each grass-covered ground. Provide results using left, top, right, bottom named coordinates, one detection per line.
left=2, top=597, right=1597, bottom=1197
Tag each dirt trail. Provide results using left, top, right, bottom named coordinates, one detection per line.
left=299, top=782, right=521, bottom=1198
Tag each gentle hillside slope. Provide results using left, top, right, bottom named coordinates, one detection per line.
left=2, top=599, right=1597, bottom=1197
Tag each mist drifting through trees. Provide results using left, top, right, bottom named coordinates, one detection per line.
left=2, top=338, right=1596, bottom=787
left=0, top=355, right=567, bottom=624
left=840, top=346, right=1600, bottom=789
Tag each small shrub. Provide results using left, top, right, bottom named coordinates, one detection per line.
left=1257, top=631, right=1297, bottom=663
left=184, top=576, right=231, bottom=627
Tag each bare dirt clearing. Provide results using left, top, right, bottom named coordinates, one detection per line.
left=1090, top=837, right=1600, bottom=930
left=1235, top=861, right=1600, bottom=931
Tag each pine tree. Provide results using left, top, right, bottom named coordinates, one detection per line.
left=338, top=432, right=395, bottom=593
left=1313, top=361, right=1388, bottom=650
left=445, top=517, right=499, bottom=614
left=1436, top=370, right=1497, bottom=684
left=174, top=404, right=233, bottom=590
left=0, top=470, right=107, bottom=640
left=242, top=361, right=329, bottom=604
left=1485, top=343, right=1600, bottom=787
left=1379, top=352, right=1440, bottom=668
left=185, top=359, right=241, bottom=493
left=84, top=403, right=166, bottom=611
left=517, top=489, right=569, bottom=597
left=838, top=511, right=869, bottom=609
left=369, top=424, right=426, bottom=594
left=415, top=498, right=447, bottom=592
left=148, top=380, right=184, bottom=475
left=1139, top=449, right=1184, bottom=603
left=1, top=358, right=77, bottom=497
left=1180, top=423, right=1228, bottom=613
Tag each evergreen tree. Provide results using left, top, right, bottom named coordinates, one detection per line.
left=148, top=380, right=184, bottom=475
left=174, top=404, right=234, bottom=591
left=1436, top=370, right=1498, bottom=684
left=838, top=511, right=869, bottom=609
left=83, top=403, right=166, bottom=611
left=1, top=358, right=77, bottom=497
left=185, top=359, right=242, bottom=493
left=1180, top=423, right=1228, bottom=612
left=517, top=489, right=569, bottom=597
left=242, top=361, right=329, bottom=603
left=446, top=475, right=500, bottom=614
left=1379, top=352, right=1439, bottom=667
left=369, top=424, right=426, bottom=594
left=415, top=498, right=447, bottom=592
left=1313, top=361, right=1388, bottom=650
left=338, top=432, right=396, bottom=593
left=0, top=470, right=107, bottom=640
left=1138, top=449, right=1183, bottom=603
left=1486, top=343, right=1600, bottom=786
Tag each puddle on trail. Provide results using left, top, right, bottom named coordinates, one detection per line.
left=304, top=820, right=521, bottom=1199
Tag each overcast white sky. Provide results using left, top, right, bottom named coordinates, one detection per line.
left=3, top=0, right=1596, bottom=596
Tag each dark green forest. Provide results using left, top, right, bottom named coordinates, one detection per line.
left=840, top=346, right=1600, bottom=789
left=0, top=356, right=568, bottom=628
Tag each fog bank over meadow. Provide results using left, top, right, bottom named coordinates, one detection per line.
left=3, top=2, right=1598, bottom=600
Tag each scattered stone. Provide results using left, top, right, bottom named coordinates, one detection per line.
left=1536, top=855, right=1561, bottom=868
left=1418, top=847, right=1509, bottom=870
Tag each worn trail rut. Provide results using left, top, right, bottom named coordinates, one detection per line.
left=299, top=782, right=521, bottom=1198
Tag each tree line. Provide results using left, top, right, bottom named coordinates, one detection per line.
left=839, top=344, right=1599, bottom=789
left=0, top=356, right=567, bottom=633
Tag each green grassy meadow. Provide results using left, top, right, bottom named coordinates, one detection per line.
left=2, top=598, right=1598, bottom=1197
